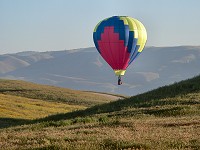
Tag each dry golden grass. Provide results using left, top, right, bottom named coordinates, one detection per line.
left=0, top=79, right=120, bottom=107
left=0, top=94, right=85, bottom=119
left=1, top=76, right=200, bottom=149
left=0, top=115, right=199, bottom=150
left=0, top=91, right=199, bottom=149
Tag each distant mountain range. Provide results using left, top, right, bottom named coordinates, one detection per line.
left=1, top=46, right=200, bottom=95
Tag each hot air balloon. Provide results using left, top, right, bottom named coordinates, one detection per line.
left=93, top=16, right=147, bottom=85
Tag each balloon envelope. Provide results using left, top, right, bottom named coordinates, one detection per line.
left=93, top=16, right=147, bottom=76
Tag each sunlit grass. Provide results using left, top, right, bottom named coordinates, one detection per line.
left=0, top=115, right=199, bottom=150
left=0, top=94, right=85, bottom=119
left=0, top=79, right=119, bottom=107
left=0, top=89, right=199, bottom=149
left=0, top=75, right=200, bottom=149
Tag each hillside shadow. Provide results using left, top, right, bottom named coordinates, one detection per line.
left=0, top=118, right=31, bottom=129
left=0, top=89, right=37, bottom=93
left=1, top=75, right=200, bottom=129
left=37, top=75, right=200, bottom=122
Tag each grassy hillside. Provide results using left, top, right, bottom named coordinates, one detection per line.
left=0, top=79, right=121, bottom=130
left=0, top=93, right=85, bottom=129
left=0, top=76, right=200, bottom=149
left=36, top=75, right=200, bottom=121
left=0, top=79, right=120, bottom=107
left=0, top=93, right=85, bottom=119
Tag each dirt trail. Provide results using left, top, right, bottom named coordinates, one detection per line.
left=89, top=92, right=126, bottom=100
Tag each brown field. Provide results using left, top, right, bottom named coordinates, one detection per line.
left=0, top=93, right=85, bottom=119
left=0, top=77, right=200, bottom=149
left=0, top=79, right=121, bottom=107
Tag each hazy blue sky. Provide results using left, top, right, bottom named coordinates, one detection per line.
left=0, top=0, right=200, bottom=54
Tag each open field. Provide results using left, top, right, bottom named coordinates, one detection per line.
left=0, top=76, right=200, bottom=149
left=0, top=91, right=199, bottom=149
left=0, top=79, right=121, bottom=129
left=1, top=116, right=199, bottom=150
left=0, top=93, right=85, bottom=119
left=0, top=79, right=121, bottom=107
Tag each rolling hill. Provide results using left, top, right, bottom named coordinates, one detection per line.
left=0, top=75, right=199, bottom=149
left=1, top=46, right=200, bottom=95
left=0, top=79, right=122, bottom=129
left=0, top=93, right=84, bottom=119
left=0, top=79, right=122, bottom=107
